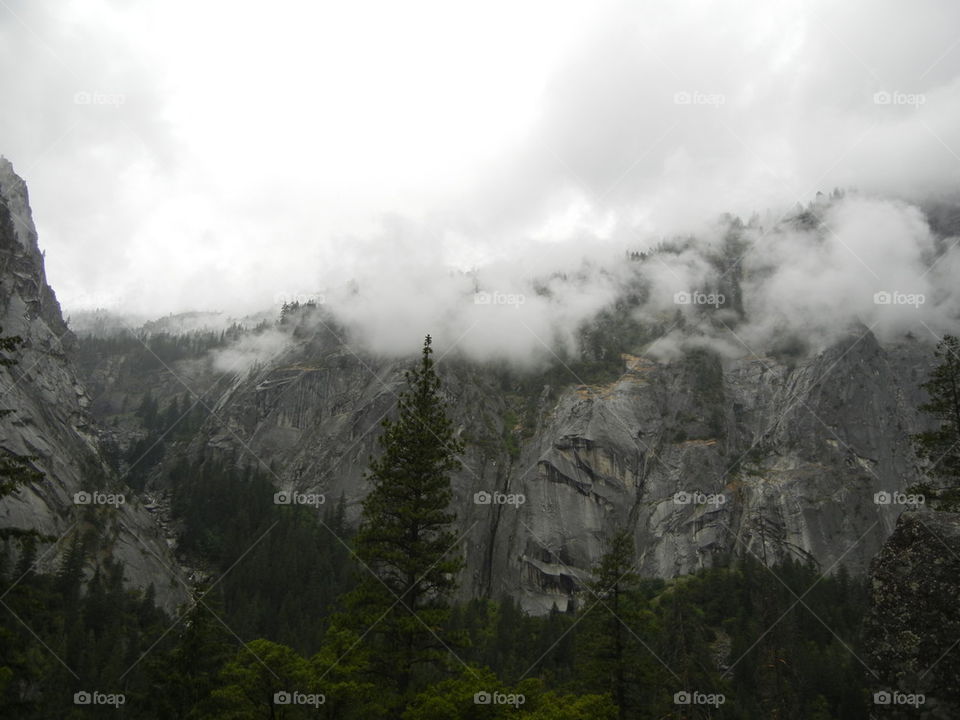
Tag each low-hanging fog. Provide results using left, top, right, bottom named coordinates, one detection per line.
left=288, top=194, right=960, bottom=364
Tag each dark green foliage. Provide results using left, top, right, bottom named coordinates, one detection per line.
left=169, top=455, right=355, bottom=653
left=124, top=391, right=210, bottom=488
left=338, top=335, right=465, bottom=710
left=0, top=538, right=873, bottom=718
left=0, top=537, right=173, bottom=719
left=444, top=595, right=565, bottom=684
left=573, top=530, right=662, bottom=719
left=681, top=557, right=869, bottom=720
left=141, top=589, right=236, bottom=719
left=443, top=557, right=869, bottom=719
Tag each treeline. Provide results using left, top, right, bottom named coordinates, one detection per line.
left=0, top=533, right=171, bottom=717
left=0, top=537, right=871, bottom=718
left=120, top=392, right=211, bottom=488
left=169, top=455, right=355, bottom=653
left=73, top=327, right=248, bottom=376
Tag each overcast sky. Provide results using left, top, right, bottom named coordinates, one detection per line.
left=2, top=0, right=960, bottom=320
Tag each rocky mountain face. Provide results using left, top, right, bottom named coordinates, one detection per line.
left=865, top=510, right=960, bottom=718
left=75, top=300, right=937, bottom=614
left=0, top=158, right=187, bottom=612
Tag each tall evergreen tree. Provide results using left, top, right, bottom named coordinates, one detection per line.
left=340, top=335, right=464, bottom=712
left=656, top=579, right=723, bottom=718
left=575, top=529, right=659, bottom=719
left=143, top=588, right=235, bottom=719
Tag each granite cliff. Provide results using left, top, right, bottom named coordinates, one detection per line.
left=0, top=158, right=188, bottom=612
left=77, top=304, right=936, bottom=614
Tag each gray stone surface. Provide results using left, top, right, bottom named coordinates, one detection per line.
left=0, top=158, right=188, bottom=613
left=147, top=312, right=934, bottom=615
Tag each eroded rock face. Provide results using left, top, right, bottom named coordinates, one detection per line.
left=865, top=511, right=960, bottom=719
left=127, top=311, right=934, bottom=615
left=480, top=333, right=929, bottom=613
left=0, top=158, right=187, bottom=613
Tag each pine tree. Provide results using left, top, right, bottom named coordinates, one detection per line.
left=340, top=335, right=464, bottom=712
left=575, top=529, right=658, bottom=719
left=136, top=391, right=159, bottom=431
left=207, top=638, right=314, bottom=718
left=144, top=587, right=235, bottom=719
left=657, top=578, right=724, bottom=717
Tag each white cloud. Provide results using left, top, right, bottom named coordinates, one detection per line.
left=1, top=0, right=959, bottom=359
